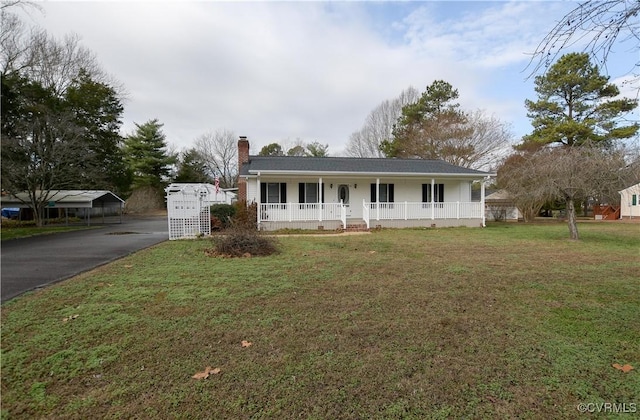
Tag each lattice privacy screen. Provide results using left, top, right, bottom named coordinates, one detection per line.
left=166, top=184, right=213, bottom=240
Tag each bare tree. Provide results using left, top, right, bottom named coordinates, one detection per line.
left=390, top=109, right=513, bottom=170
left=193, top=129, right=238, bottom=189
left=457, top=110, right=514, bottom=170
left=527, top=0, right=639, bottom=78
left=1, top=3, right=122, bottom=95
left=497, top=152, right=549, bottom=222
left=500, top=144, right=635, bottom=239
left=345, top=86, right=419, bottom=157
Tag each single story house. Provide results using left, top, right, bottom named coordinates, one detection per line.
left=619, top=182, right=640, bottom=219
left=237, top=137, right=495, bottom=230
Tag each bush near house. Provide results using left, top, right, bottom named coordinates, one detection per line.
left=210, top=204, right=236, bottom=230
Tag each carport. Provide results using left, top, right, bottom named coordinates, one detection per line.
left=0, top=190, right=125, bottom=225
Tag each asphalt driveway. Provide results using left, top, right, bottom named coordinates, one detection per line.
left=1, top=216, right=168, bottom=303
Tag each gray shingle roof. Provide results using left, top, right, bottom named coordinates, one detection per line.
left=240, top=156, right=492, bottom=177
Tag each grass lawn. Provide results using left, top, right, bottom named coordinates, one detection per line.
left=1, top=222, right=638, bottom=418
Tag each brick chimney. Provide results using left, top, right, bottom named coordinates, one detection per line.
left=237, top=136, right=249, bottom=202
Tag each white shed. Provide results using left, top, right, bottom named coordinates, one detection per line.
left=619, top=182, right=640, bottom=219
left=165, top=183, right=224, bottom=240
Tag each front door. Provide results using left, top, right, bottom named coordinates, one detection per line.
left=338, top=184, right=352, bottom=217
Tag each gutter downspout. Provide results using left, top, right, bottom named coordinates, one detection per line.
left=481, top=176, right=489, bottom=227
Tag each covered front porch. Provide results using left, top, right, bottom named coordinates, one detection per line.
left=258, top=200, right=485, bottom=230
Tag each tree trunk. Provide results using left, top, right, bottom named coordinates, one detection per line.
left=566, top=199, right=579, bottom=240
left=34, top=204, right=44, bottom=227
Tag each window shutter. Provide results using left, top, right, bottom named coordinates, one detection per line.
left=389, top=184, right=395, bottom=202
left=280, top=183, right=287, bottom=203
left=299, top=183, right=305, bottom=203
left=438, top=184, right=444, bottom=202
left=422, top=184, right=429, bottom=202
left=370, top=184, right=377, bottom=202
left=633, top=194, right=637, bottom=206
left=260, top=183, right=267, bottom=203
left=321, top=184, right=325, bottom=203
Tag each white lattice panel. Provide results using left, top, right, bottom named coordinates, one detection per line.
left=166, top=184, right=213, bottom=240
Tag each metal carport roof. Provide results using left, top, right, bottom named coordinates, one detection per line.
left=0, top=190, right=125, bottom=225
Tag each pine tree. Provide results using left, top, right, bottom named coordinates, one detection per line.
left=380, top=80, right=473, bottom=162
left=521, top=53, right=638, bottom=149
left=123, top=119, right=176, bottom=189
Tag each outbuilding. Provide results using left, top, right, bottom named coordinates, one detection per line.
left=0, top=190, right=124, bottom=225
left=619, top=182, right=640, bottom=219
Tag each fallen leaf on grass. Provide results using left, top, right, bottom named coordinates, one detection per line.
left=124, top=264, right=133, bottom=269
left=192, top=366, right=221, bottom=379
left=241, top=340, right=253, bottom=348
left=62, top=314, right=79, bottom=322
left=612, top=363, right=634, bottom=373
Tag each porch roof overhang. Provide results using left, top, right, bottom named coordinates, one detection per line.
left=240, top=156, right=494, bottom=180
left=242, top=170, right=491, bottom=180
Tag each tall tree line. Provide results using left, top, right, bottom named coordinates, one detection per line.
left=1, top=3, right=176, bottom=224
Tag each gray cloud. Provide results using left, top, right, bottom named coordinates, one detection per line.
left=19, top=1, right=632, bottom=155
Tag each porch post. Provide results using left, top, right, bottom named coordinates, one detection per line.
left=256, top=174, right=261, bottom=227
left=481, top=177, right=487, bottom=227
left=376, top=178, right=380, bottom=221
left=318, top=177, right=323, bottom=221
left=431, top=178, right=435, bottom=220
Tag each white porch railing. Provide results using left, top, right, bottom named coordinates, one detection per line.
left=259, top=203, right=346, bottom=227
left=366, top=201, right=483, bottom=221
left=259, top=201, right=483, bottom=227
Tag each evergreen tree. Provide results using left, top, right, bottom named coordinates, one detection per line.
left=1, top=73, right=86, bottom=226
left=521, top=53, right=638, bottom=149
left=258, top=143, right=284, bottom=156
left=123, top=119, right=176, bottom=189
left=174, top=148, right=212, bottom=183
left=380, top=80, right=473, bottom=162
left=305, top=141, right=329, bottom=157
left=64, top=69, right=130, bottom=193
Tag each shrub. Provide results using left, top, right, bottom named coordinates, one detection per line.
left=208, top=226, right=280, bottom=257
left=210, top=204, right=236, bottom=229
left=231, top=201, right=257, bottom=230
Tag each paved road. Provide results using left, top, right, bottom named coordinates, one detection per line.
left=1, top=216, right=168, bottom=303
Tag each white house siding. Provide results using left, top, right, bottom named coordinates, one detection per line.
left=248, top=177, right=471, bottom=205
left=619, top=183, right=640, bottom=218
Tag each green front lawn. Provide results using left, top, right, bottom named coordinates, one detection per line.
left=1, top=222, right=638, bottom=418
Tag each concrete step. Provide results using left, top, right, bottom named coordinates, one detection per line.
left=345, top=223, right=369, bottom=232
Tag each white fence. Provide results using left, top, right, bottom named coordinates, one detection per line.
left=166, top=184, right=213, bottom=240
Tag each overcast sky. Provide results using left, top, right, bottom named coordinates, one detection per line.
left=18, top=1, right=638, bottom=155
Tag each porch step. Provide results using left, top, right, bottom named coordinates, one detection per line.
left=345, top=223, right=369, bottom=232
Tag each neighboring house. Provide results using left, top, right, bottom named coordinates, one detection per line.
left=485, top=190, right=521, bottom=222
left=619, top=182, right=640, bottom=219
left=237, top=137, right=494, bottom=230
